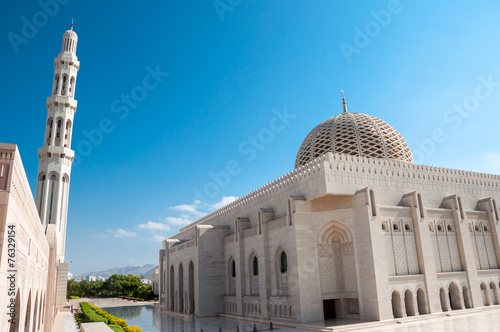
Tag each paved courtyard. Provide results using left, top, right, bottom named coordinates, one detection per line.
left=53, top=299, right=500, bottom=332
left=98, top=300, right=500, bottom=332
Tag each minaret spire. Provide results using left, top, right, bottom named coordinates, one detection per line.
left=71, top=17, right=73, bottom=30
left=35, top=27, right=79, bottom=261
left=341, top=89, right=348, bottom=113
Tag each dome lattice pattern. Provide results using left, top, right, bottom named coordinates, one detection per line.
left=295, top=112, right=413, bottom=168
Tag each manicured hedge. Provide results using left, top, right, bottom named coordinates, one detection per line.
left=124, top=327, right=143, bottom=332
left=120, top=296, right=145, bottom=301
left=79, top=302, right=108, bottom=324
left=74, top=313, right=91, bottom=325
left=78, top=302, right=142, bottom=332
left=89, top=304, right=127, bottom=328
left=108, top=324, right=125, bottom=332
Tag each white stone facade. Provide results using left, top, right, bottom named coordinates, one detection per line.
left=159, top=114, right=500, bottom=323
left=0, top=144, right=60, bottom=332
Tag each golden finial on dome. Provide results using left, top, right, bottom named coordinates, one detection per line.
left=341, top=89, right=348, bottom=113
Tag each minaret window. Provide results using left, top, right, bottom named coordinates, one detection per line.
left=61, top=75, right=67, bottom=95
left=48, top=173, right=58, bottom=225
left=53, top=75, right=60, bottom=95
left=69, top=76, right=75, bottom=97
left=64, top=120, right=72, bottom=147
left=55, top=119, right=62, bottom=146
left=45, top=118, right=53, bottom=145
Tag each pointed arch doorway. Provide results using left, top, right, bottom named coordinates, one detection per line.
left=318, top=220, right=357, bottom=320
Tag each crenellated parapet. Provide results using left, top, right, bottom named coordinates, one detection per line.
left=180, top=152, right=499, bottom=232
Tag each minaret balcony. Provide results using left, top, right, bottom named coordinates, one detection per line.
left=46, top=96, right=78, bottom=109
left=38, top=146, right=74, bottom=160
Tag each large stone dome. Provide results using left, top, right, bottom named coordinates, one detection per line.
left=295, top=111, right=413, bottom=168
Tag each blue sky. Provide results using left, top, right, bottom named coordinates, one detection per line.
left=1, top=0, right=500, bottom=276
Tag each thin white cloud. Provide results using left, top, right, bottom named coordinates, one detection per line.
left=483, top=152, right=500, bottom=175
left=164, top=217, right=193, bottom=226
left=169, top=204, right=206, bottom=218
left=107, top=229, right=137, bottom=238
left=138, top=221, right=171, bottom=231
left=210, top=196, right=238, bottom=210
left=151, top=234, right=166, bottom=242
left=162, top=196, right=239, bottom=227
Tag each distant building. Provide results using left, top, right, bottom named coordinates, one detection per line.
left=68, top=272, right=73, bottom=280
left=158, top=100, right=500, bottom=323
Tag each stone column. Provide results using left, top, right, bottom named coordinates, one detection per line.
left=402, top=192, right=441, bottom=313
left=258, top=208, right=274, bottom=319
left=196, top=225, right=229, bottom=317
left=478, top=198, right=500, bottom=268
left=291, top=198, right=324, bottom=323
left=443, top=195, right=483, bottom=308
left=352, top=188, right=392, bottom=321
left=234, top=218, right=250, bottom=316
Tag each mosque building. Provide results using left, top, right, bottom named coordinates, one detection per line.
left=159, top=92, right=500, bottom=323
left=0, top=25, right=79, bottom=331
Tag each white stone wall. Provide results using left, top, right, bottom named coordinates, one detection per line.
left=0, top=144, right=54, bottom=332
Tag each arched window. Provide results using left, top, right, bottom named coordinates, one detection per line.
left=437, top=224, right=443, bottom=232
left=250, top=255, right=259, bottom=295
left=55, top=119, right=62, bottom=146
left=229, top=258, right=236, bottom=295
left=169, top=266, right=174, bottom=310
left=404, top=223, right=411, bottom=231
left=382, top=223, right=387, bottom=231
left=447, top=224, right=453, bottom=232
left=393, top=223, right=399, bottom=231
left=252, top=256, right=258, bottom=276
left=53, top=74, right=60, bottom=95
left=280, top=252, right=287, bottom=273
left=46, top=118, right=53, bottom=145
left=61, top=75, right=67, bottom=95
left=69, top=76, right=75, bottom=97
left=64, top=120, right=72, bottom=147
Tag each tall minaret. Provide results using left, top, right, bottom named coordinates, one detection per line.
left=35, top=24, right=79, bottom=261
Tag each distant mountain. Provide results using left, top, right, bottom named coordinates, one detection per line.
left=74, top=264, right=157, bottom=280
